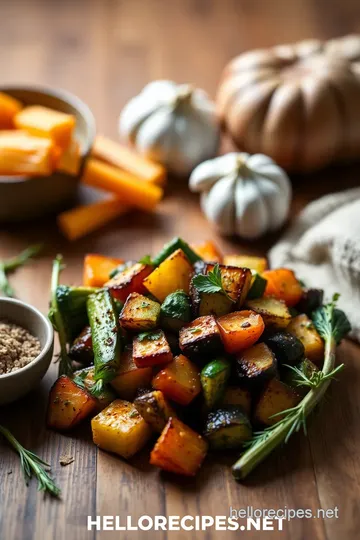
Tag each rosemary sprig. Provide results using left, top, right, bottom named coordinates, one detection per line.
left=0, top=244, right=43, bottom=297
left=283, top=363, right=345, bottom=389
left=0, top=425, right=60, bottom=497
left=232, top=294, right=351, bottom=480
left=48, top=255, right=73, bottom=377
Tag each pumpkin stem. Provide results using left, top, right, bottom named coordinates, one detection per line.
left=235, top=155, right=251, bottom=178
left=173, top=85, right=193, bottom=107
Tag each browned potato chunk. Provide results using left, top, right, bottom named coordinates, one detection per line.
left=179, top=315, right=223, bottom=361
left=110, top=347, right=153, bottom=400
left=133, top=329, right=173, bottom=368
left=246, top=296, right=292, bottom=330
left=254, top=378, right=301, bottom=426
left=119, top=292, right=160, bottom=331
left=221, top=387, right=252, bottom=416
left=287, top=314, right=325, bottom=366
left=134, top=390, right=176, bottom=432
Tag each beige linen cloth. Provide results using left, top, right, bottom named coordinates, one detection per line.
left=269, top=187, right=360, bottom=342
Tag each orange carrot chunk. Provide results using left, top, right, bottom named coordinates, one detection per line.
left=81, top=158, right=163, bottom=212
left=92, top=135, right=166, bottom=186
left=192, top=240, right=223, bottom=262
left=83, top=253, right=124, bottom=287
left=0, top=92, right=23, bottom=128
left=263, top=268, right=303, bottom=307
left=0, top=130, right=58, bottom=176
left=217, top=310, right=265, bottom=354
left=15, top=105, right=75, bottom=150
left=150, top=417, right=208, bottom=476
left=57, top=196, right=128, bottom=241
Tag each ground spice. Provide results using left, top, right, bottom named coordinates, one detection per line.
left=0, top=321, right=41, bottom=375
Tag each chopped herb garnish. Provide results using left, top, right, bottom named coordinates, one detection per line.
left=137, top=331, right=162, bottom=342
left=192, top=263, right=233, bottom=301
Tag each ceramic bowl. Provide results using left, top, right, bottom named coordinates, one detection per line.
left=0, top=297, right=54, bottom=406
left=0, top=85, right=96, bottom=222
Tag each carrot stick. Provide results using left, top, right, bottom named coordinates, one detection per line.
left=92, top=135, right=166, bottom=186
left=57, top=196, right=128, bottom=241
left=81, top=158, right=163, bottom=212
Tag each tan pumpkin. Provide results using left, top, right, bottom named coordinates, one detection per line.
left=217, top=35, right=360, bottom=172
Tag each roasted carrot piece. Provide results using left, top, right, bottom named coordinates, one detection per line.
left=83, top=253, right=124, bottom=287
left=82, top=158, right=163, bottom=212
left=152, top=354, right=201, bottom=406
left=217, top=310, right=265, bottom=354
left=263, top=268, right=303, bottom=307
left=57, top=196, right=128, bottom=241
left=192, top=240, right=223, bottom=262
left=150, top=417, right=208, bottom=476
left=105, top=263, right=153, bottom=302
left=0, top=92, right=23, bottom=128
left=92, top=135, right=166, bottom=186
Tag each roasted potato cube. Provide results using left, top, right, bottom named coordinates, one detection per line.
left=287, top=314, right=324, bottom=366
left=47, top=375, right=97, bottom=430
left=152, top=354, right=201, bottom=406
left=179, top=315, right=223, bottom=361
left=110, top=346, right=152, bottom=400
left=263, top=268, right=303, bottom=307
left=92, top=399, right=152, bottom=459
left=134, top=390, right=176, bottom=432
left=221, top=387, right=251, bottom=416
left=204, top=406, right=252, bottom=450
left=133, top=329, right=173, bottom=368
left=105, top=263, right=153, bottom=302
left=246, top=297, right=292, bottom=330
left=223, top=255, right=268, bottom=274
left=254, top=378, right=301, bottom=426
left=236, top=342, right=277, bottom=387
left=191, top=264, right=252, bottom=318
left=73, top=367, right=117, bottom=412
left=217, top=310, right=265, bottom=354
left=68, top=325, right=94, bottom=366
left=150, top=417, right=208, bottom=476
left=143, top=248, right=192, bottom=302
left=119, top=292, right=160, bottom=331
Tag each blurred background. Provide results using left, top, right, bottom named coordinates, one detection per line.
left=2, top=0, right=360, bottom=139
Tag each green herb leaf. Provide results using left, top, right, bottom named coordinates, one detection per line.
left=0, top=244, right=43, bottom=297
left=138, top=255, right=153, bottom=265
left=137, top=330, right=162, bottom=342
left=0, top=425, right=60, bottom=497
left=192, top=263, right=233, bottom=301
left=312, top=293, right=351, bottom=344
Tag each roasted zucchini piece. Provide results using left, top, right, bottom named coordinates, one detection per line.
left=105, top=263, right=153, bottom=302
left=55, top=285, right=97, bottom=342
left=223, top=255, right=268, bottom=274
left=72, top=367, right=117, bottom=411
left=254, top=378, right=301, bottom=426
left=246, top=296, right=292, bottom=330
left=119, top=292, right=160, bottom=332
left=201, top=358, right=231, bottom=409
left=179, top=315, right=223, bottom=361
left=110, top=346, right=153, bottom=400
left=204, top=406, right=252, bottom=450
left=133, top=329, right=173, bottom=368
left=152, top=237, right=202, bottom=267
left=247, top=273, right=267, bottom=300
left=160, top=290, right=192, bottom=332
left=150, top=417, right=208, bottom=476
left=217, top=310, right=265, bottom=354
left=152, top=354, right=201, bottom=406
left=236, top=342, right=277, bottom=387
left=283, top=358, right=319, bottom=397
left=296, top=288, right=324, bottom=315
left=87, top=290, right=123, bottom=384
left=68, top=325, right=94, bottom=366
left=287, top=314, right=324, bottom=366
left=221, top=387, right=251, bottom=416
left=92, top=400, right=152, bottom=459
left=143, top=248, right=193, bottom=302
left=265, top=331, right=305, bottom=366
left=134, top=390, right=176, bottom=432
left=47, top=375, right=98, bottom=430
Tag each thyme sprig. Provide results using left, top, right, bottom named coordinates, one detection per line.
left=0, top=244, right=43, bottom=297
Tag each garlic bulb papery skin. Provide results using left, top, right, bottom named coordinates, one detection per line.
left=119, top=80, right=220, bottom=176
left=189, top=152, right=292, bottom=239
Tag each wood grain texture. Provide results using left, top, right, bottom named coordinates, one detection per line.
left=0, top=1, right=360, bottom=539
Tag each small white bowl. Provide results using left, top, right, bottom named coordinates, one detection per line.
left=0, top=298, right=54, bottom=406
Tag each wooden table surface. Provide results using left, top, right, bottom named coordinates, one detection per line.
left=1, top=1, right=360, bottom=539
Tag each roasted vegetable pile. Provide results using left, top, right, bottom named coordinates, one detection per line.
left=47, top=238, right=350, bottom=479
